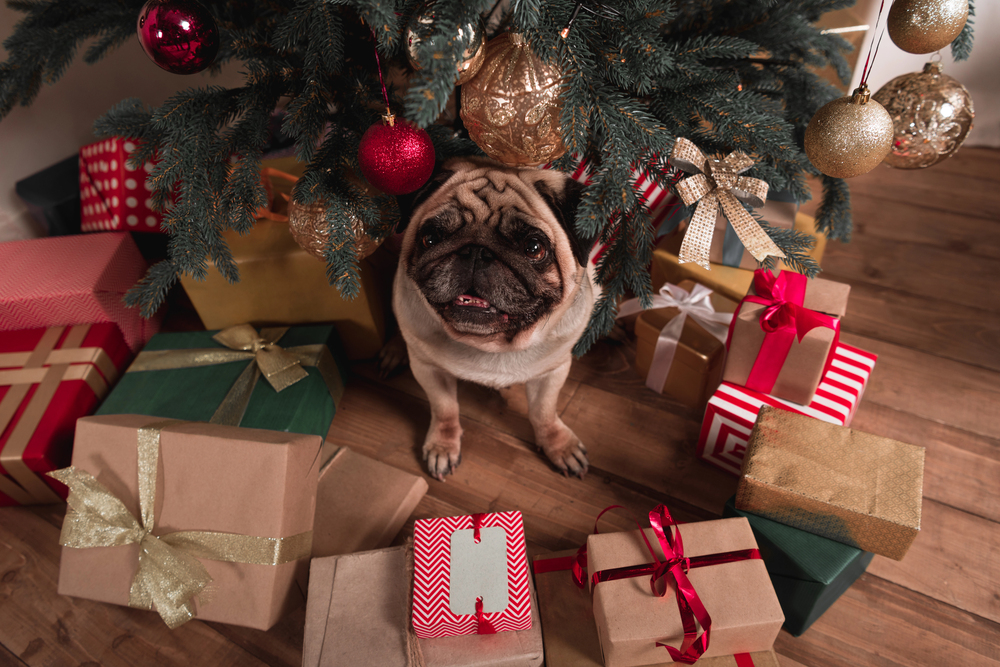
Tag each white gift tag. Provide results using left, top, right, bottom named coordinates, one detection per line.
left=448, top=527, right=509, bottom=615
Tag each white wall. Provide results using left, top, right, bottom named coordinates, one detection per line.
left=0, top=5, right=244, bottom=241
left=851, top=2, right=998, bottom=147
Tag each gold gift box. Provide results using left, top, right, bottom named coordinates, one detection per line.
left=736, top=407, right=925, bottom=561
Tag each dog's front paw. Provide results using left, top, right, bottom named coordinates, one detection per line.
left=423, top=424, right=462, bottom=482
left=537, top=422, right=589, bottom=478
left=377, top=332, right=409, bottom=378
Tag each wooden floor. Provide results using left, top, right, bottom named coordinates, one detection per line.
left=2, top=147, right=1000, bottom=666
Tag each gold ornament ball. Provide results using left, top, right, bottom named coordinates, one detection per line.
left=460, top=32, right=567, bottom=167
left=887, top=0, right=968, bottom=54
left=873, top=61, right=975, bottom=169
left=406, top=8, right=486, bottom=85
left=804, top=86, right=894, bottom=179
left=288, top=196, right=382, bottom=262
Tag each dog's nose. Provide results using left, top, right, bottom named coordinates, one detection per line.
left=458, top=245, right=495, bottom=264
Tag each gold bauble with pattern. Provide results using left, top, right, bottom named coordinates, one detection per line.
left=459, top=32, right=566, bottom=166
left=288, top=182, right=384, bottom=262
left=804, top=85, right=894, bottom=179
left=887, top=0, right=968, bottom=54
left=406, top=8, right=486, bottom=85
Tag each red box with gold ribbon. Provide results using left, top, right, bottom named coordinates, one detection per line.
left=0, top=323, right=131, bottom=506
left=722, top=270, right=850, bottom=405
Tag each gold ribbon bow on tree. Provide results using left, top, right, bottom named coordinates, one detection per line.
left=48, top=420, right=312, bottom=629
left=669, top=137, right=785, bottom=270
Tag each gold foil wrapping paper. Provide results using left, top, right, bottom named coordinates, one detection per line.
left=736, top=407, right=925, bottom=561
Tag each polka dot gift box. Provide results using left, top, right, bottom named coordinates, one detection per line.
left=79, top=137, right=166, bottom=233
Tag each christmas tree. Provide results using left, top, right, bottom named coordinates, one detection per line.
left=0, top=0, right=974, bottom=354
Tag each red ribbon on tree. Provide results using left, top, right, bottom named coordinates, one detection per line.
left=734, top=270, right=840, bottom=395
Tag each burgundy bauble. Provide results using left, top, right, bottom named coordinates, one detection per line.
left=137, top=0, right=220, bottom=75
left=357, top=116, right=436, bottom=195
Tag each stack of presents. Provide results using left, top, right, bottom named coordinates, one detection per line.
left=2, top=123, right=922, bottom=667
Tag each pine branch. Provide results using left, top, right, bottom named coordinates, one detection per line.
left=951, top=0, right=975, bottom=62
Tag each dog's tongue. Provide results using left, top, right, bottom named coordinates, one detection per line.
left=454, top=294, right=490, bottom=308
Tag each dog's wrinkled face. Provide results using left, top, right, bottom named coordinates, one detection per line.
left=401, top=157, right=589, bottom=348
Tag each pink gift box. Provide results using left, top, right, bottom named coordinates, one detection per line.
left=0, top=232, right=160, bottom=352
left=79, top=137, right=166, bottom=233
left=697, top=342, right=877, bottom=476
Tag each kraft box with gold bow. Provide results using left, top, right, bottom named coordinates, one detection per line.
left=50, top=414, right=320, bottom=629
left=0, top=323, right=131, bottom=506
left=95, top=324, right=346, bottom=437
left=586, top=509, right=783, bottom=667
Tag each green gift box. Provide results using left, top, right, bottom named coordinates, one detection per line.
left=723, top=496, right=873, bottom=636
left=97, top=324, right=347, bottom=437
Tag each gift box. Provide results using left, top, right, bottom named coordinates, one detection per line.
left=412, top=511, right=531, bottom=638
left=0, top=232, right=160, bottom=352
left=15, top=155, right=81, bottom=236
left=723, top=496, right=873, bottom=636
left=79, top=137, right=167, bottom=233
left=53, top=414, right=321, bottom=629
left=587, top=510, right=784, bottom=667
left=0, top=323, right=131, bottom=506
left=179, top=159, right=387, bottom=360
left=736, top=407, right=925, bottom=561
left=304, top=545, right=544, bottom=667
left=698, top=341, right=876, bottom=476
left=650, top=212, right=828, bottom=303
left=96, top=324, right=346, bottom=437
left=312, top=442, right=429, bottom=558
left=722, top=270, right=850, bottom=405
left=624, top=280, right=736, bottom=410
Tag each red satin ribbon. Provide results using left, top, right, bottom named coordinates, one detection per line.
left=738, top=270, right=840, bottom=394
left=471, top=512, right=485, bottom=543
left=734, top=654, right=757, bottom=667
left=475, top=596, right=497, bottom=634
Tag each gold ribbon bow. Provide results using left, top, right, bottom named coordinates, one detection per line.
left=48, top=420, right=312, bottom=629
left=669, top=137, right=785, bottom=270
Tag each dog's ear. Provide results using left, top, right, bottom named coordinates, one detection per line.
left=532, top=174, right=591, bottom=267
left=395, top=167, right=455, bottom=233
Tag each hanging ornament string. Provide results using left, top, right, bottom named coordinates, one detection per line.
left=859, top=0, right=887, bottom=88
left=372, top=32, right=392, bottom=120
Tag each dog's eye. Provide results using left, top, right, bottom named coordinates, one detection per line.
left=421, top=231, right=441, bottom=249
left=524, top=238, right=546, bottom=260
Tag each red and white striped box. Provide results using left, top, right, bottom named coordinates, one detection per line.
left=79, top=137, right=166, bottom=233
left=412, top=511, right=531, bottom=638
left=697, top=343, right=877, bottom=476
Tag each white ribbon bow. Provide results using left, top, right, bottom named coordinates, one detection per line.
left=617, top=283, right=734, bottom=394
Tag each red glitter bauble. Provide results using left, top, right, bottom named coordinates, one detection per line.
left=357, top=116, right=436, bottom=195
left=137, top=0, right=219, bottom=75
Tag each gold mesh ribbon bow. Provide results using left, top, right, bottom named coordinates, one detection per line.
left=670, top=137, right=784, bottom=270
left=48, top=420, right=312, bottom=629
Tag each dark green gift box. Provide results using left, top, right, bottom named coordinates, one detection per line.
left=97, top=325, right=347, bottom=437
left=723, top=496, right=873, bottom=636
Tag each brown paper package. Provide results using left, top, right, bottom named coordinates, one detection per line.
left=722, top=274, right=850, bottom=406
left=633, top=280, right=737, bottom=409
left=304, top=545, right=544, bottom=667
left=586, top=518, right=783, bottom=667
left=736, top=407, right=925, bottom=561
left=312, top=442, right=428, bottom=558
left=57, top=415, right=321, bottom=630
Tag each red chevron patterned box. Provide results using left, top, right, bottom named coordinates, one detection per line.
left=412, top=511, right=531, bottom=638
left=698, top=342, right=877, bottom=476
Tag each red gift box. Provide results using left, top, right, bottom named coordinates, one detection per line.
left=79, top=137, right=166, bottom=233
left=0, top=232, right=160, bottom=352
left=698, top=342, right=877, bottom=476
left=0, top=323, right=131, bottom=505
left=412, top=511, right=531, bottom=638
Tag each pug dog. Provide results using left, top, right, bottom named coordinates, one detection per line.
left=392, top=156, right=597, bottom=481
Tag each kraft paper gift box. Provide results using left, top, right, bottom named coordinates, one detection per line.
left=96, top=324, right=346, bottom=438
left=53, top=414, right=321, bottom=630
left=698, top=341, right=877, bottom=476
left=0, top=232, right=160, bottom=353
left=586, top=514, right=783, bottom=667
left=722, top=270, right=850, bottom=406
left=303, top=545, right=544, bottom=667
left=723, top=496, right=873, bottom=637
left=736, top=407, right=925, bottom=561
left=79, top=136, right=168, bottom=233
left=0, top=323, right=131, bottom=506
left=650, top=212, right=828, bottom=304
left=179, top=159, right=387, bottom=360
left=312, top=442, right=429, bottom=558
left=533, top=549, right=781, bottom=667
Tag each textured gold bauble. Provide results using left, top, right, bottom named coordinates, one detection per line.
left=804, top=85, right=895, bottom=179
left=459, top=32, right=566, bottom=167
left=406, top=9, right=486, bottom=85
left=887, top=0, right=968, bottom=54
left=288, top=196, right=382, bottom=262
left=873, top=61, right=975, bottom=169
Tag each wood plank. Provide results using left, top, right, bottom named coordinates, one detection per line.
left=848, top=161, right=1000, bottom=221
left=0, top=643, right=26, bottom=667
left=0, top=507, right=267, bottom=667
